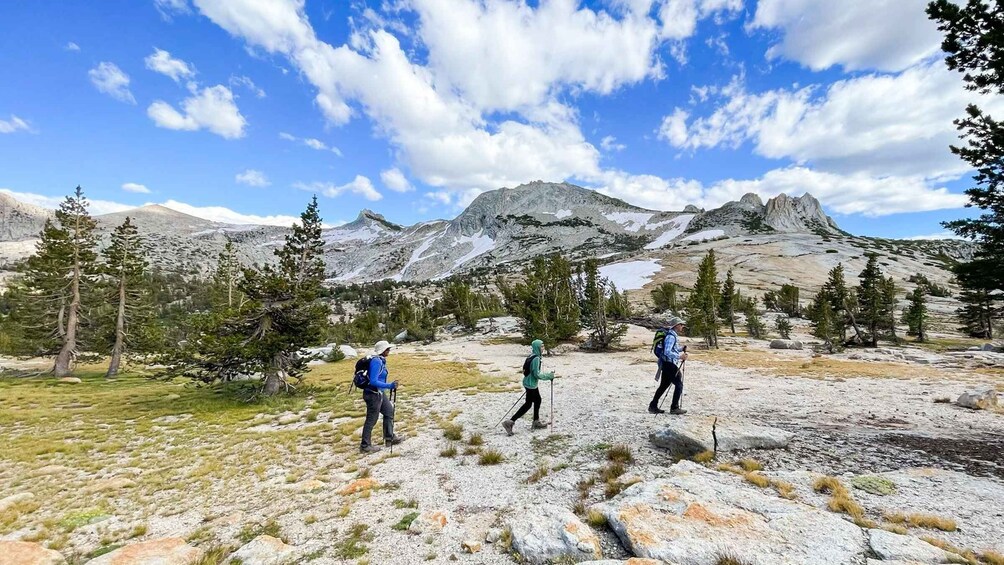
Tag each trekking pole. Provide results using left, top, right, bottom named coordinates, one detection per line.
left=390, top=388, right=397, bottom=455
left=551, top=380, right=556, bottom=430
left=494, top=391, right=526, bottom=428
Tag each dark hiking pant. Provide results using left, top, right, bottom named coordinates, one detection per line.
left=511, top=387, right=542, bottom=421
left=361, top=389, right=394, bottom=448
left=651, top=360, right=683, bottom=409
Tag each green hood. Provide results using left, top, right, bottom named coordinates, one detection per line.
left=531, top=339, right=543, bottom=356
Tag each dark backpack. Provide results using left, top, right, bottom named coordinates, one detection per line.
left=653, top=329, right=668, bottom=358
left=352, top=356, right=371, bottom=389
left=522, top=354, right=540, bottom=377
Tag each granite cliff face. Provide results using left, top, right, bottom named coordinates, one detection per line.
left=0, top=183, right=967, bottom=287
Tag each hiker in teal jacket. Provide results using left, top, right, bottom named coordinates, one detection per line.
left=503, top=339, right=555, bottom=435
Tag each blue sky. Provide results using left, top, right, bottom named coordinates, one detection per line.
left=0, top=0, right=994, bottom=238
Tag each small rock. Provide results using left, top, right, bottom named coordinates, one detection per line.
left=164, top=394, right=181, bottom=401
left=409, top=510, right=450, bottom=534
left=0, top=540, right=66, bottom=564
left=851, top=476, right=897, bottom=496
left=769, top=339, right=803, bottom=350
left=506, top=505, right=602, bottom=564
left=339, top=345, right=358, bottom=358
left=277, top=414, right=300, bottom=425
left=650, top=416, right=793, bottom=457
left=306, top=359, right=326, bottom=366
left=956, top=389, right=999, bottom=410
left=868, top=529, right=956, bottom=563
left=286, top=479, right=325, bottom=493
left=32, top=465, right=69, bottom=477
left=393, top=329, right=409, bottom=343
left=83, top=477, right=136, bottom=494
left=86, top=538, right=203, bottom=565
left=580, top=560, right=664, bottom=565
left=0, top=492, right=35, bottom=513
left=335, top=478, right=378, bottom=495
left=485, top=528, right=502, bottom=543
left=230, top=535, right=299, bottom=565
left=58, top=377, right=81, bottom=384
left=461, top=539, right=482, bottom=553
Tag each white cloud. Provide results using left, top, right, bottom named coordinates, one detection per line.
left=65, top=42, right=80, bottom=52
left=749, top=0, right=942, bottom=72
left=230, top=75, right=266, bottom=98
left=121, top=182, right=151, bottom=194
left=660, top=63, right=1004, bottom=180
left=280, top=134, right=342, bottom=156
left=88, top=62, right=136, bottom=104
left=295, top=176, right=383, bottom=201
left=278, top=132, right=296, bottom=141
left=155, top=0, right=191, bottom=20
left=600, top=135, right=626, bottom=152
left=0, top=115, right=32, bottom=134
left=0, top=188, right=133, bottom=216
left=900, top=232, right=965, bottom=241
left=380, top=168, right=413, bottom=192
left=144, top=48, right=196, bottom=82
left=235, top=169, right=270, bottom=187
left=303, top=138, right=326, bottom=150
left=147, top=85, right=246, bottom=138
left=158, top=200, right=302, bottom=226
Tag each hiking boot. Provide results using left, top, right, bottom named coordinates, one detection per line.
left=385, top=436, right=405, bottom=447
left=531, top=420, right=548, bottom=430
left=502, top=419, right=515, bottom=436
left=670, top=407, right=688, bottom=415
left=648, top=405, right=666, bottom=414
left=360, top=444, right=383, bottom=454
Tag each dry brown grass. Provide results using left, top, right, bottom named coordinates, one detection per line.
left=606, top=444, right=634, bottom=464
left=738, top=458, right=763, bottom=472
left=692, top=450, right=715, bottom=463
left=981, top=550, right=1004, bottom=565
left=705, top=349, right=962, bottom=380
left=743, top=472, right=770, bottom=488
left=920, top=536, right=979, bottom=564
left=813, top=476, right=866, bottom=521
left=884, top=511, right=957, bottom=532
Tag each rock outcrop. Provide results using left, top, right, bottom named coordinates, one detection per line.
left=956, top=389, right=999, bottom=410
left=0, top=540, right=66, bottom=565
left=769, top=339, right=803, bottom=350
left=867, top=529, right=957, bottom=563
left=85, top=538, right=203, bottom=565
left=506, top=504, right=602, bottom=564
left=0, top=192, right=50, bottom=241
left=230, top=535, right=300, bottom=565
left=649, top=417, right=793, bottom=457
left=593, top=461, right=865, bottom=565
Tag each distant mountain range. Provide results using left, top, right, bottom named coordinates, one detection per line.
left=0, top=183, right=971, bottom=289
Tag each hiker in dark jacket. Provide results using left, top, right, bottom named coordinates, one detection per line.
left=650, top=317, right=688, bottom=415
left=360, top=340, right=404, bottom=453
left=503, top=339, right=555, bottom=435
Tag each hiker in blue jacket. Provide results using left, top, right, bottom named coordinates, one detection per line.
left=650, top=317, right=688, bottom=415
left=360, top=340, right=404, bottom=453
left=503, top=339, right=556, bottom=435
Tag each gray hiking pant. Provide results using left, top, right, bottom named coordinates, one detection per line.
left=361, top=389, right=394, bottom=448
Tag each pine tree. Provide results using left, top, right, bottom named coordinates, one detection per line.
left=443, top=281, right=476, bottom=329
left=499, top=255, right=580, bottom=350
left=928, top=1, right=1004, bottom=331
left=821, top=263, right=851, bottom=343
left=103, top=217, right=151, bottom=377
left=16, top=219, right=74, bottom=356
left=775, top=315, right=792, bottom=339
left=778, top=284, right=801, bottom=317
left=720, top=269, right=737, bottom=333
left=277, top=195, right=325, bottom=297
left=856, top=253, right=885, bottom=346
left=687, top=250, right=720, bottom=347
left=212, top=238, right=243, bottom=309
left=28, top=187, right=99, bottom=377
left=606, top=283, right=630, bottom=319
left=581, top=259, right=627, bottom=350
left=651, top=282, right=679, bottom=313
left=903, top=286, right=928, bottom=342
left=809, top=292, right=837, bottom=353
left=744, top=297, right=765, bottom=339
left=881, top=276, right=899, bottom=343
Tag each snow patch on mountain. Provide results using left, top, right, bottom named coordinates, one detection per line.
left=554, top=209, right=572, bottom=219
left=324, top=226, right=385, bottom=244
left=684, top=229, right=725, bottom=242
left=604, top=211, right=654, bottom=233
left=599, top=260, right=662, bottom=290
left=645, top=214, right=696, bottom=250
left=398, top=234, right=442, bottom=279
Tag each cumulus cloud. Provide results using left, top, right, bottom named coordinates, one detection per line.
left=600, top=135, right=626, bottom=152
left=660, top=63, right=1004, bottom=180
left=230, top=75, right=266, bottom=98
left=900, top=232, right=965, bottom=241
left=65, top=42, right=80, bottom=52
left=0, top=115, right=33, bottom=134
left=147, top=85, right=246, bottom=138
left=0, top=188, right=133, bottom=216
left=749, top=0, right=942, bottom=72
left=380, top=168, right=413, bottom=192
left=155, top=0, right=191, bottom=20
left=158, top=199, right=303, bottom=226
left=144, top=48, right=196, bottom=82
left=235, top=169, right=270, bottom=187
left=121, top=182, right=151, bottom=194
left=88, top=62, right=136, bottom=104
left=295, top=176, right=383, bottom=201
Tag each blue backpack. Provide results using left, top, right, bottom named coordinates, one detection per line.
left=352, top=356, right=371, bottom=389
